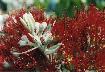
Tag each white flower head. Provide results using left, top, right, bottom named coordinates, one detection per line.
left=12, top=12, right=61, bottom=56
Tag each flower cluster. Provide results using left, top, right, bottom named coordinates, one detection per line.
left=0, top=7, right=61, bottom=71
left=1, top=4, right=105, bottom=72
left=53, top=5, right=105, bottom=72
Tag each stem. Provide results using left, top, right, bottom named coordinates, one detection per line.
left=12, top=47, right=38, bottom=55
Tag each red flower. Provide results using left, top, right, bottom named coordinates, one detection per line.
left=52, top=5, right=105, bottom=71
left=0, top=7, right=58, bottom=71
left=1, top=4, right=105, bottom=72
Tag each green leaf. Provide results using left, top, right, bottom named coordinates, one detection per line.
left=44, top=43, right=62, bottom=54
left=18, top=35, right=29, bottom=46
left=45, top=24, right=52, bottom=32
left=38, top=22, right=47, bottom=35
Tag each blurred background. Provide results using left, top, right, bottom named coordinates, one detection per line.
left=0, top=0, right=105, bottom=31
left=0, top=0, right=105, bottom=17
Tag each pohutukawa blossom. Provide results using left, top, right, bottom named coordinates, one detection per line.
left=53, top=5, right=105, bottom=72
left=0, top=7, right=61, bottom=71
left=1, top=4, right=105, bottom=72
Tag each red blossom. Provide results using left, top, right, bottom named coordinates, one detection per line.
left=1, top=4, right=105, bottom=72
left=52, top=5, right=105, bottom=71
left=0, top=7, right=57, bottom=71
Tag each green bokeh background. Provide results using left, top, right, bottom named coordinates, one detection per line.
left=34, top=0, right=105, bottom=17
